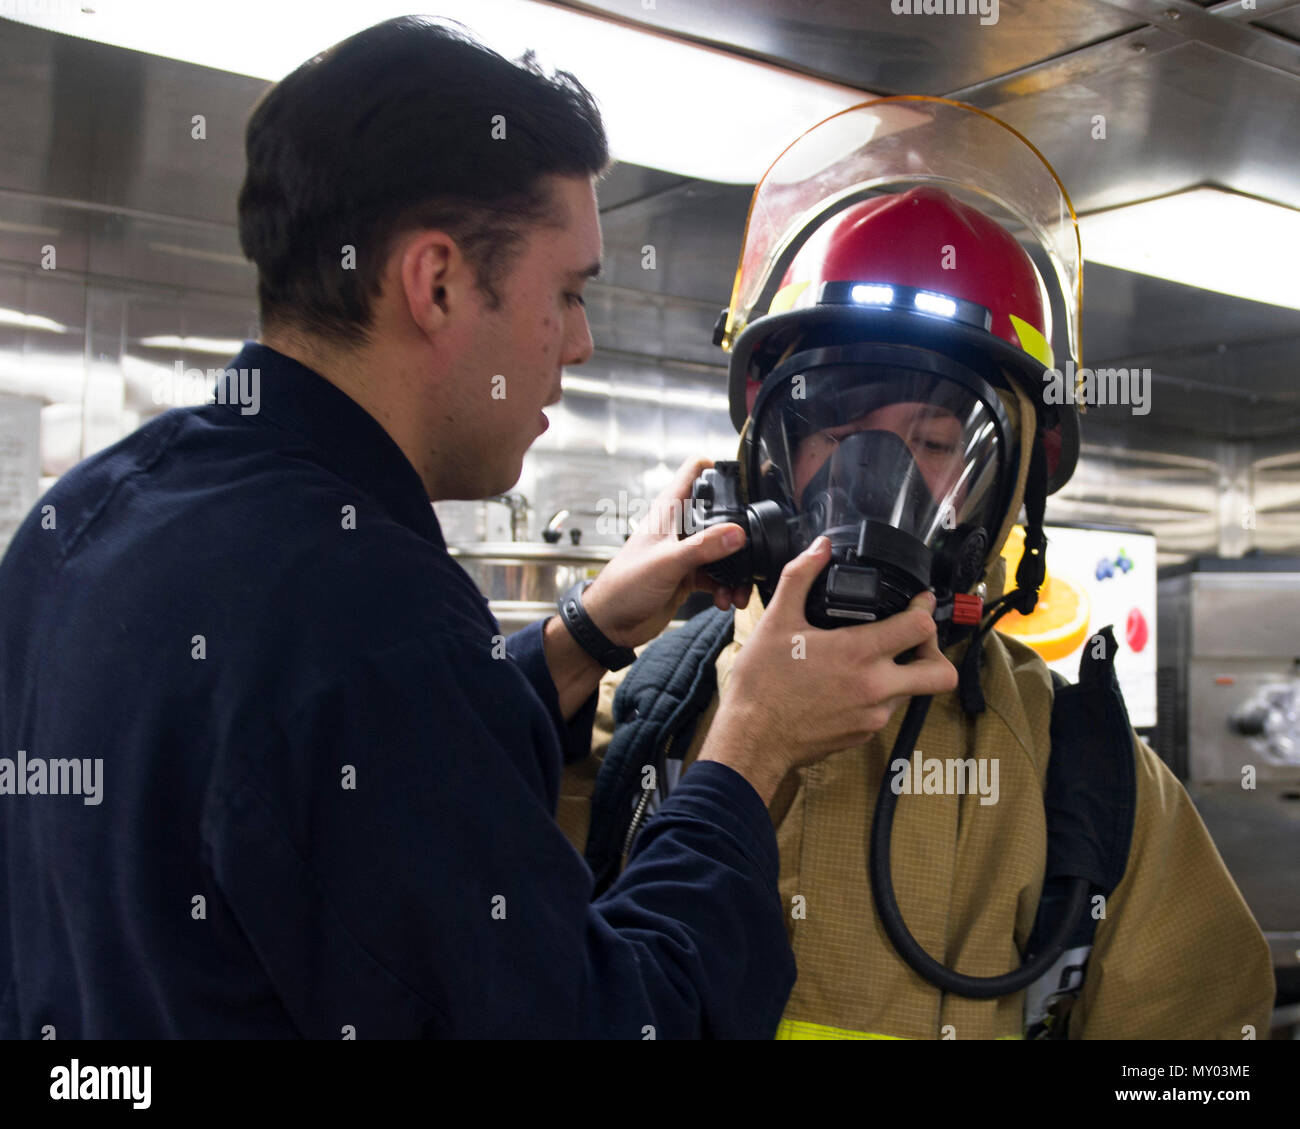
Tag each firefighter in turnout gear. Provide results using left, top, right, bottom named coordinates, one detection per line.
left=558, top=98, right=1274, bottom=1039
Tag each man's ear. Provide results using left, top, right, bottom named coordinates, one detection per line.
left=396, top=229, right=459, bottom=340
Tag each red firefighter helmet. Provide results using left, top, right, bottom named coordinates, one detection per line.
left=718, top=97, right=1082, bottom=494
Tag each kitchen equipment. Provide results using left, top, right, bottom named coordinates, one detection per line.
left=1157, top=557, right=1300, bottom=783
left=448, top=542, right=616, bottom=633
left=1156, top=555, right=1300, bottom=985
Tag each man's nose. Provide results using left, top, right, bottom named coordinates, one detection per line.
left=563, top=307, right=594, bottom=367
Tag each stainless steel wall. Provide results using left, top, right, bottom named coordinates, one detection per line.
left=1, top=17, right=1297, bottom=565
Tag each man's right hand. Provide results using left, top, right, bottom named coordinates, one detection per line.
left=697, top=536, right=959, bottom=806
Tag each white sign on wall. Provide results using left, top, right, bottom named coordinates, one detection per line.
left=1000, top=522, right=1158, bottom=729
left=0, top=393, right=42, bottom=559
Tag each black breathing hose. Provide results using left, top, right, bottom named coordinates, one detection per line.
left=868, top=693, right=1090, bottom=999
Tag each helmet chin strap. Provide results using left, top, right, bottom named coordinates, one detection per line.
left=734, top=415, right=752, bottom=505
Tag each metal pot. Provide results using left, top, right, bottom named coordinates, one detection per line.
left=447, top=541, right=618, bottom=632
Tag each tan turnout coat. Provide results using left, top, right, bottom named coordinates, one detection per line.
left=557, top=570, right=1274, bottom=1039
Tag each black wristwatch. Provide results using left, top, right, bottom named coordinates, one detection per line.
left=556, top=580, right=637, bottom=671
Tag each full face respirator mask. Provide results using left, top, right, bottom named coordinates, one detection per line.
left=684, top=342, right=1016, bottom=635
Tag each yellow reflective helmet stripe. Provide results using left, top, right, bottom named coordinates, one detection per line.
left=1008, top=314, right=1054, bottom=370
left=768, top=280, right=810, bottom=315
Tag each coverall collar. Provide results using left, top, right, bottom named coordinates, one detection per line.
left=215, top=341, right=445, bottom=548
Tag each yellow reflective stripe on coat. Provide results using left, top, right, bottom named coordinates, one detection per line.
left=776, top=1019, right=1024, bottom=1040
left=776, top=1019, right=901, bottom=1040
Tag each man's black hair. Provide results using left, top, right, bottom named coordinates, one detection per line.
left=238, top=16, right=609, bottom=346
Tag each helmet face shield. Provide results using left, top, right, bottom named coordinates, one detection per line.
left=752, top=356, right=1010, bottom=558
left=721, top=96, right=1082, bottom=369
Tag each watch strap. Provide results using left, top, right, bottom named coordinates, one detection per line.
left=557, top=580, right=637, bottom=671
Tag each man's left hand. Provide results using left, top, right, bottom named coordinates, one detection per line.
left=581, top=456, right=752, bottom=650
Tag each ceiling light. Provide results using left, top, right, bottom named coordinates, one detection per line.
left=1079, top=187, right=1300, bottom=311
left=5, top=0, right=870, bottom=184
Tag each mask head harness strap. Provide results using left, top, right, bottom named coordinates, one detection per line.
left=956, top=420, right=1049, bottom=716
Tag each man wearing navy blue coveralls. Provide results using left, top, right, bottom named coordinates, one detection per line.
left=0, top=17, right=956, bottom=1038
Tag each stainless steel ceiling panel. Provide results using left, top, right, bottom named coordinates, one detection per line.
left=1254, top=5, right=1300, bottom=42
left=1093, top=0, right=1300, bottom=78
left=590, top=176, right=750, bottom=364
left=1082, top=264, right=1300, bottom=364
left=1077, top=263, right=1300, bottom=442
left=559, top=0, right=1142, bottom=93
left=0, top=18, right=265, bottom=224
left=597, top=179, right=749, bottom=301
left=596, top=162, right=694, bottom=213
left=0, top=21, right=94, bottom=201
left=970, top=41, right=1300, bottom=214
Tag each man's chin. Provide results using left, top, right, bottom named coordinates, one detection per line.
left=483, top=456, right=526, bottom=501
left=436, top=440, right=529, bottom=506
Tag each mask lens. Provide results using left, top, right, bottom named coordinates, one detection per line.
left=753, top=362, right=1006, bottom=555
